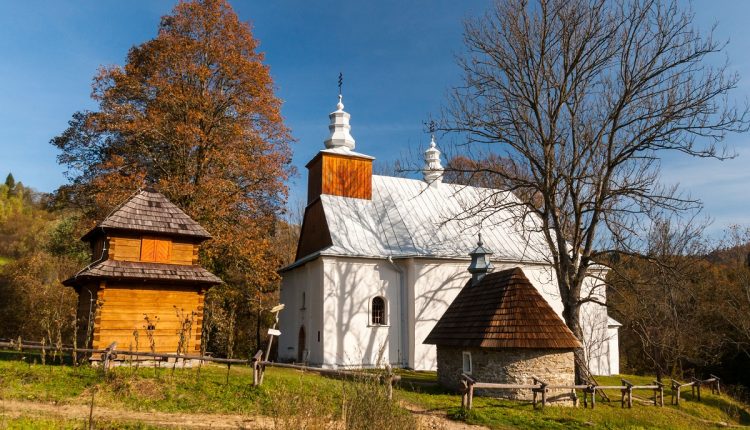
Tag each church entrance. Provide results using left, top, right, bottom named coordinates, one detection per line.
left=298, top=325, right=306, bottom=363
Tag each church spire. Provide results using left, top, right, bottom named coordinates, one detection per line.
left=422, top=133, right=444, bottom=184
left=324, top=74, right=356, bottom=150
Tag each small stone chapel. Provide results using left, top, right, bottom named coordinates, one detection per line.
left=424, top=239, right=580, bottom=401
left=63, top=189, right=221, bottom=355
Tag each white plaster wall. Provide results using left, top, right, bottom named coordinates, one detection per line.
left=579, top=271, right=611, bottom=376
left=281, top=255, right=615, bottom=374
left=608, top=326, right=620, bottom=375
left=278, top=258, right=324, bottom=364
left=411, top=260, right=471, bottom=370
left=322, top=257, right=401, bottom=368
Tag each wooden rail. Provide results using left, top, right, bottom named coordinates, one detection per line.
left=0, top=341, right=249, bottom=365
left=250, top=351, right=401, bottom=399
left=459, top=374, right=667, bottom=410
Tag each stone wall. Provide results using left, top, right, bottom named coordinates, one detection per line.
left=436, top=347, right=575, bottom=402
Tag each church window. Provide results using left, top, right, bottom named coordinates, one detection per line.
left=371, top=296, right=386, bottom=325
left=462, top=351, right=472, bottom=374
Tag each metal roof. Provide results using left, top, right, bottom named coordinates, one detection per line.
left=316, top=175, right=551, bottom=262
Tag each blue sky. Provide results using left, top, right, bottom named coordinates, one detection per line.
left=0, top=1, right=748, bottom=235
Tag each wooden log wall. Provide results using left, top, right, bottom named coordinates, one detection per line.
left=93, top=283, right=204, bottom=354
left=109, top=236, right=197, bottom=265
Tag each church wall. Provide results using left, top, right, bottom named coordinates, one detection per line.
left=321, top=256, right=401, bottom=368
left=278, top=258, right=324, bottom=364
left=280, top=256, right=614, bottom=375
left=411, top=260, right=471, bottom=371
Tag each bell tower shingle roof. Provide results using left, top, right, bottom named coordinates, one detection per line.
left=82, top=189, right=211, bottom=241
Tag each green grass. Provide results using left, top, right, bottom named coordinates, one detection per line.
left=0, top=416, right=158, bottom=430
left=0, top=255, right=10, bottom=266
left=397, top=371, right=750, bottom=430
left=0, top=355, right=344, bottom=416
left=1, top=355, right=748, bottom=430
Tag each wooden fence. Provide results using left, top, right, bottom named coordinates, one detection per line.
left=459, top=373, right=721, bottom=410
left=250, top=350, right=401, bottom=399
left=0, top=341, right=401, bottom=399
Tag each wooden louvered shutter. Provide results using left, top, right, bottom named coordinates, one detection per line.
left=154, top=239, right=172, bottom=263
left=140, top=238, right=156, bottom=261
left=141, top=237, right=172, bottom=263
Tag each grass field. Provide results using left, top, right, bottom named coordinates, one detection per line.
left=398, top=372, right=750, bottom=429
left=0, top=353, right=749, bottom=429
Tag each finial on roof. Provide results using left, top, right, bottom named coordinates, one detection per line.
left=468, top=232, right=493, bottom=286
left=324, top=74, right=356, bottom=150
left=422, top=133, right=444, bottom=184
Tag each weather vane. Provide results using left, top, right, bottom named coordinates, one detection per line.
left=424, top=115, right=437, bottom=137
left=338, top=72, right=343, bottom=95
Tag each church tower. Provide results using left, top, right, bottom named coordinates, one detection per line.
left=296, top=93, right=375, bottom=259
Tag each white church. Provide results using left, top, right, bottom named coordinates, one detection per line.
left=278, top=94, right=620, bottom=375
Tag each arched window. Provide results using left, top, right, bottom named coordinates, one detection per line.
left=371, top=296, right=386, bottom=325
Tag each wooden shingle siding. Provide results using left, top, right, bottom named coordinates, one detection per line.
left=295, top=198, right=333, bottom=260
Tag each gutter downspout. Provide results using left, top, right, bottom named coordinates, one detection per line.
left=73, top=227, right=109, bottom=281
left=387, top=256, right=409, bottom=369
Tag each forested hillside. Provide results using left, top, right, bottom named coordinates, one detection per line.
left=608, top=222, right=750, bottom=395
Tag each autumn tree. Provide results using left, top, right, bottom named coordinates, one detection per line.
left=444, top=0, right=748, bottom=381
left=52, top=0, right=292, bottom=356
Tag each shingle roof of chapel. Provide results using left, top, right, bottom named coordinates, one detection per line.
left=424, top=267, right=582, bottom=349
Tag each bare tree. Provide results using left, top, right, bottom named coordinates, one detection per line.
left=444, top=0, right=748, bottom=381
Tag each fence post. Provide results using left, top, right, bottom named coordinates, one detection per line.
left=591, top=386, right=596, bottom=409
left=461, top=378, right=468, bottom=409
left=102, top=342, right=117, bottom=375
left=695, top=379, right=702, bottom=402
left=710, top=374, right=721, bottom=395
left=532, top=376, right=548, bottom=408
left=251, top=350, right=263, bottom=387
left=653, top=380, right=664, bottom=407
left=468, top=381, right=475, bottom=410
left=621, top=379, right=633, bottom=409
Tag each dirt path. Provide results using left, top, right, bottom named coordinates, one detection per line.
left=403, top=402, right=491, bottom=430
left=0, top=399, right=489, bottom=429
left=0, top=399, right=273, bottom=429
